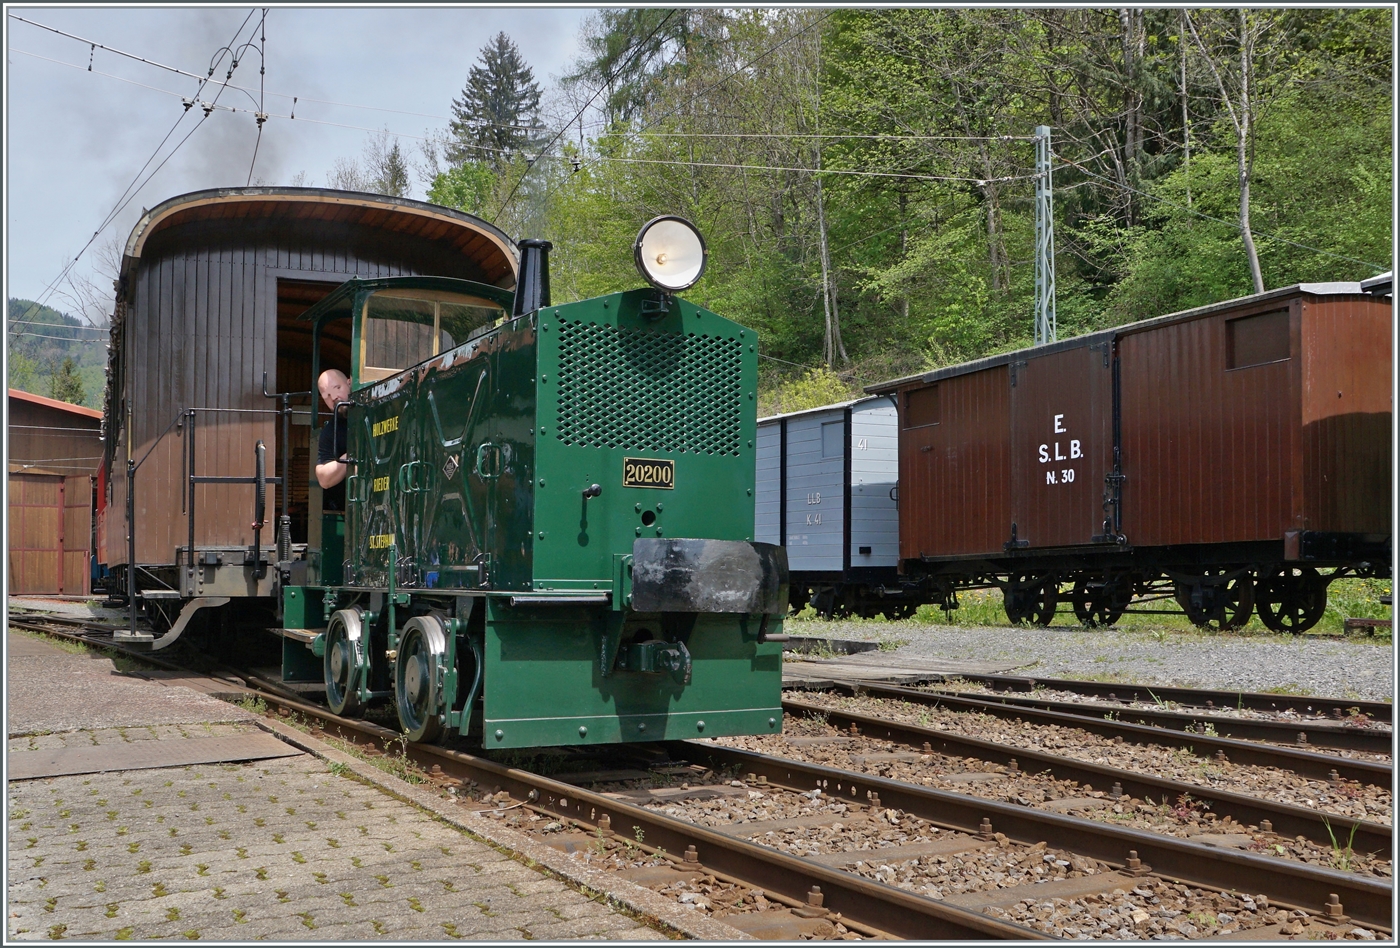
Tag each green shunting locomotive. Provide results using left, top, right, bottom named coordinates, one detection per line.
left=283, top=218, right=789, bottom=747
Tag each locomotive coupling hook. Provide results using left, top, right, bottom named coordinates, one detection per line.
left=582, top=484, right=602, bottom=499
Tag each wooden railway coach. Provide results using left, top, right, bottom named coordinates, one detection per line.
left=98, top=187, right=517, bottom=637
left=869, top=282, right=1392, bottom=633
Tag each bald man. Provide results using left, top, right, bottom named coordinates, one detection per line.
left=315, top=369, right=351, bottom=509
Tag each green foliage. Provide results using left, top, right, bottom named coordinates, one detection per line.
left=760, top=367, right=860, bottom=418
left=7, top=298, right=106, bottom=409
left=1108, top=90, right=1392, bottom=321
left=49, top=356, right=84, bottom=405
left=427, top=162, right=497, bottom=216
left=9, top=350, right=37, bottom=391
left=530, top=8, right=1390, bottom=407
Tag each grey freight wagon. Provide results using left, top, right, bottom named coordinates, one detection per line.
left=756, top=397, right=913, bottom=618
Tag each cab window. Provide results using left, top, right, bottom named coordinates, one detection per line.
left=358, top=288, right=507, bottom=383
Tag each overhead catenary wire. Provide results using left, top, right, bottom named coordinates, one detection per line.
left=246, top=9, right=268, bottom=186
left=8, top=49, right=537, bottom=162
left=9, top=328, right=110, bottom=343
left=7, top=15, right=547, bottom=132
left=8, top=9, right=260, bottom=341
left=595, top=154, right=1038, bottom=186
left=494, top=9, right=682, bottom=218
left=1055, top=153, right=1389, bottom=273
left=612, top=131, right=1039, bottom=143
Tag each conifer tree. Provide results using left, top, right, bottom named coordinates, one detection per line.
left=448, top=32, right=543, bottom=169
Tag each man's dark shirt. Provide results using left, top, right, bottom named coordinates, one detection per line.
left=317, top=412, right=348, bottom=511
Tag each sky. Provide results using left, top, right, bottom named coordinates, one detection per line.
left=4, top=5, right=596, bottom=322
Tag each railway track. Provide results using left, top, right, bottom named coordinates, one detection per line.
left=9, top=616, right=1393, bottom=939
left=778, top=697, right=1391, bottom=861
left=912, top=684, right=1390, bottom=753
left=918, top=672, right=1393, bottom=723
left=809, top=681, right=1391, bottom=786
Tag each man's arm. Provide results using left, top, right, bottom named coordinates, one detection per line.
left=316, top=457, right=347, bottom=489
left=316, top=417, right=349, bottom=488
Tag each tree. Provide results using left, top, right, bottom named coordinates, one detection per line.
left=448, top=32, right=543, bottom=169
left=49, top=356, right=85, bottom=405
left=426, top=162, right=497, bottom=216
left=8, top=350, right=36, bottom=392
left=327, top=130, right=411, bottom=197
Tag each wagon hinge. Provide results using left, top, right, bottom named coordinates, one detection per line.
left=1092, top=471, right=1128, bottom=545
left=1004, top=522, right=1029, bottom=552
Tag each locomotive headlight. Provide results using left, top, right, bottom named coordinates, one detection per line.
left=633, top=216, right=707, bottom=292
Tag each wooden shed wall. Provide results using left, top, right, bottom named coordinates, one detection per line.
left=8, top=472, right=91, bottom=594
left=8, top=396, right=102, bottom=476
left=107, top=217, right=501, bottom=566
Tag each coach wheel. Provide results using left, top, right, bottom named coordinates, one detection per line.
left=1256, top=567, right=1328, bottom=634
left=395, top=616, right=448, bottom=743
left=1070, top=578, right=1130, bottom=628
left=324, top=609, right=366, bottom=717
left=1175, top=571, right=1255, bottom=631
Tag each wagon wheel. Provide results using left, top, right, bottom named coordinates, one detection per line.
left=1070, top=578, right=1130, bottom=628
left=1005, top=575, right=1057, bottom=626
left=1256, top=567, right=1328, bottom=634
left=1175, top=571, right=1255, bottom=631
left=881, top=602, right=919, bottom=621
left=323, top=609, right=365, bottom=717
left=1002, top=575, right=1032, bottom=624
left=395, top=616, right=447, bottom=743
left=1026, top=579, right=1060, bottom=627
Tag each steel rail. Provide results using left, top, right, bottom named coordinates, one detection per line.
left=922, top=672, right=1393, bottom=723
left=914, top=687, right=1391, bottom=753
left=14, top=617, right=1389, bottom=931
left=680, top=743, right=1394, bottom=929
left=821, top=681, right=1392, bottom=787
left=244, top=690, right=1047, bottom=941
left=8, top=621, right=1032, bottom=940
left=783, top=697, right=1392, bottom=859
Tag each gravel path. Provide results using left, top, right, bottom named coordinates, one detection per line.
left=788, top=620, right=1395, bottom=702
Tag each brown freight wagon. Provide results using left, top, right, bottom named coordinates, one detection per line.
left=98, top=187, right=516, bottom=639
left=868, top=281, right=1392, bottom=633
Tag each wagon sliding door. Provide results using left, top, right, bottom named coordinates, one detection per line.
left=1008, top=343, right=1114, bottom=548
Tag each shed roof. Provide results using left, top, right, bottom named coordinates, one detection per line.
left=8, top=388, right=103, bottom=420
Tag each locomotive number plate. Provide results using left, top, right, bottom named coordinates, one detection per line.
left=623, top=458, right=674, bottom=489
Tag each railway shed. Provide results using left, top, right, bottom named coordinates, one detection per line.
left=98, top=187, right=517, bottom=604
left=7, top=389, right=101, bottom=594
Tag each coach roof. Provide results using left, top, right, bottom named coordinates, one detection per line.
left=119, top=187, right=519, bottom=290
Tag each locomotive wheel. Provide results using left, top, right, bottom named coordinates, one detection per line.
left=1175, top=571, right=1255, bottom=631
left=395, top=616, right=448, bottom=743
left=1256, top=567, right=1328, bottom=634
left=1070, top=579, right=1129, bottom=628
left=324, top=609, right=366, bottom=717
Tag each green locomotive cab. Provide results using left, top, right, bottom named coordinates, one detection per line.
left=285, top=222, right=787, bottom=747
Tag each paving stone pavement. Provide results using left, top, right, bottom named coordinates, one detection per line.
left=8, top=746, right=669, bottom=941
left=6, top=629, right=257, bottom=736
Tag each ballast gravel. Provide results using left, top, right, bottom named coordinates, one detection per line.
left=713, top=714, right=1391, bottom=878
left=796, top=620, right=1395, bottom=701
left=789, top=692, right=1393, bottom=828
